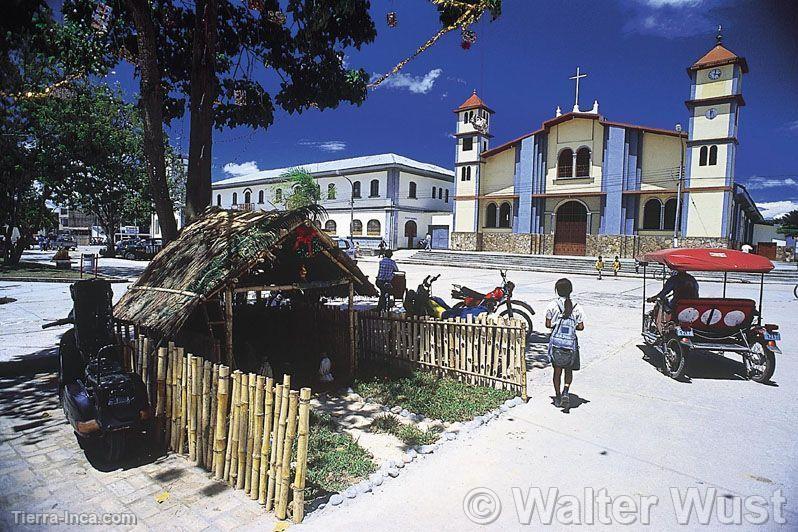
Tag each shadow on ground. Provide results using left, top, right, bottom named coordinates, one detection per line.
left=636, top=344, right=776, bottom=385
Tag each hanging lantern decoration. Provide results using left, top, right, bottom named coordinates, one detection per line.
left=461, top=28, right=477, bottom=50
left=266, top=10, right=287, bottom=25
left=247, top=0, right=264, bottom=11
left=234, top=89, right=247, bottom=107
left=91, top=2, right=113, bottom=34
left=387, top=12, right=397, bottom=28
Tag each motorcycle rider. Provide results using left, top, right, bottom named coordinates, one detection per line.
left=646, top=269, right=699, bottom=319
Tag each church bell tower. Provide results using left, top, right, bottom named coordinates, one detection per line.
left=453, top=90, right=493, bottom=234
left=684, top=28, right=748, bottom=238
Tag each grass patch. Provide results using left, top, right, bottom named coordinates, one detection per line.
left=369, top=413, right=438, bottom=446
left=0, top=260, right=85, bottom=281
left=353, top=363, right=514, bottom=423
left=304, top=411, right=375, bottom=500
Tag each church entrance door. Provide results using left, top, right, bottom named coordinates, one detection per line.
left=554, top=201, right=587, bottom=256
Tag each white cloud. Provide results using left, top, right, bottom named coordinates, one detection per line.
left=639, top=0, right=701, bottom=6
left=223, top=161, right=260, bottom=176
left=786, top=120, right=798, bottom=132
left=757, top=200, right=798, bottom=220
left=744, top=177, right=798, bottom=190
left=623, top=0, right=721, bottom=38
left=298, top=140, right=347, bottom=152
left=376, top=68, right=443, bottom=95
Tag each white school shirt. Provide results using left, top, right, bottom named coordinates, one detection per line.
left=544, top=297, right=585, bottom=329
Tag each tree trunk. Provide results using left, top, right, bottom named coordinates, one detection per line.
left=125, top=0, right=178, bottom=243
left=103, top=223, right=117, bottom=258
left=185, top=0, right=217, bottom=223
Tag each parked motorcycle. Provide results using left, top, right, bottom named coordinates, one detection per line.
left=405, top=270, right=535, bottom=335
left=43, top=279, right=151, bottom=462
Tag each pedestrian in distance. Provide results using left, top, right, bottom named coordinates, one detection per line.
left=424, top=232, right=432, bottom=250
left=595, top=255, right=604, bottom=280
left=613, top=256, right=621, bottom=277
left=378, top=239, right=386, bottom=257
left=376, top=249, right=399, bottom=313
left=545, top=278, right=585, bottom=410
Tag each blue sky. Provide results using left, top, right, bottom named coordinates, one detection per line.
left=96, top=0, right=798, bottom=218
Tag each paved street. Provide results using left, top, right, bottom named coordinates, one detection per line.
left=1, top=250, right=796, bottom=529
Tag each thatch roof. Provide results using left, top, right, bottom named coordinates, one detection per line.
left=114, top=206, right=376, bottom=337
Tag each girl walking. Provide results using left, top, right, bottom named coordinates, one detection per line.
left=545, top=278, right=585, bottom=409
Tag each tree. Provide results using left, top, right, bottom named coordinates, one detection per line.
left=777, top=210, right=798, bottom=236
left=30, top=82, right=151, bottom=257
left=283, top=168, right=321, bottom=210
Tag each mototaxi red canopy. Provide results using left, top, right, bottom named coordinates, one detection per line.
left=640, top=248, right=774, bottom=273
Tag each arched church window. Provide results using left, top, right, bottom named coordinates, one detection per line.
left=232, top=192, right=238, bottom=205
left=558, top=149, right=573, bottom=178
left=216, top=194, right=221, bottom=206
left=327, top=183, right=336, bottom=200
left=699, top=146, right=708, bottom=166
left=463, top=137, right=473, bottom=151
left=467, top=167, right=472, bottom=180
left=575, top=147, right=591, bottom=177
left=352, top=181, right=361, bottom=198
left=351, top=220, right=363, bottom=235
left=324, top=220, right=336, bottom=234
left=663, top=198, right=678, bottom=231
left=370, top=179, right=380, bottom=197
left=258, top=190, right=264, bottom=203
left=275, top=188, right=282, bottom=202
left=244, top=190, right=251, bottom=204
left=643, top=198, right=663, bottom=230
left=485, top=203, right=498, bottom=228
left=409, top=181, right=417, bottom=198
left=445, top=189, right=449, bottom=203
left=708, top=145, right=718, bottom=166
left=499, top=202, right=512, bottom=228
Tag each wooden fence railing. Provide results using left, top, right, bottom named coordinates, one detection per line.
left=358, top=312, right=528, bottom=399
left=129, top=337, right=313, bottom=523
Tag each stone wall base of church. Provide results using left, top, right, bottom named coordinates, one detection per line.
left=450, top=232, right=483, bottom=251
left=450, top=232, right=729, bottom=258
left=588, top=234, right=729, bottom=258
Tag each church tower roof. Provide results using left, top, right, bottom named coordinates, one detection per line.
left=689, top=42, right=749, bottom=74
left=453, top=90, right=494, bottom=114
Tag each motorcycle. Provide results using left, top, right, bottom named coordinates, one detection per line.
left=405, top=270, right=535, bottom=335
left=43, top=279, right=151, bottom=462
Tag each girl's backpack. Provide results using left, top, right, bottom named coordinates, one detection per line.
left=550, top=301, right=577, bottom=352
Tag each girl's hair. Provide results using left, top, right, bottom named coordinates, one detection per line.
left=555, top=278, right=574, bottom=318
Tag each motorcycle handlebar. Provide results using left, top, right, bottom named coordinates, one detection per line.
left=42, top=317, right=73, bottom=329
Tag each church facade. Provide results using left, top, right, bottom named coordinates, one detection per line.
left=451, top=36, right=763, bottom=257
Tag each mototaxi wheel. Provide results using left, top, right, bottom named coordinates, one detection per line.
left=101, top=431, right=127, bottom=463
left=663, top=337, right=688, bottom=380
left=124, top=251, right=136, bottom=260
left=745, top=341, right=775, bottom=384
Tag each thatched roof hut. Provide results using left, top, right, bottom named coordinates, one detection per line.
left=114, top=206, right=376, bottom=345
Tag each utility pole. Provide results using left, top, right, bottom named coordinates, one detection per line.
left=674, top=123, right=684, bottom=248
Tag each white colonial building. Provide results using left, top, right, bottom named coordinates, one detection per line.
left=211, top=154, right=454, bottom=250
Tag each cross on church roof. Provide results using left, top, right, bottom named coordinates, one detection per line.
left=569, top=66, right=587, bottom=112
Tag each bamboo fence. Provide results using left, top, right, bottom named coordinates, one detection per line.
left=128, top=336, right=313, bottom=523
left=358, top=311, right=528, bottom=399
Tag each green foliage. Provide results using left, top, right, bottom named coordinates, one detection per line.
left=393, top=424, right=438, bottom=447
left=305, top=411, right=375, bottom=499
left=776, top=210, right=798, bottom=236
left=28, top=82, right=150, bottom=253
left=353, top=364, right=514, bottom=423
left=283, top=168, right=321, bottom=210
left=369, top=413, right=401, bottom=434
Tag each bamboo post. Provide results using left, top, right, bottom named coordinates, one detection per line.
left=276, top=390, right=299, bottom=520
left=226, top=370, right=242, bottom=484
left=179, top=349, right=188, bottom=454
left=188, top=355, right=197, bottom=461
left=140, top=336, right=150, bottom=400
left=244, top=373, right=256, bottom=493
left=208, top=363, right=219, bottom=467
left=265, top=382, right=284, bottom=510
left=292, top=387, right=312, bottom=523
left=155, top=346, right=167, bottom=443
left=236, top=372, right=250, bottom=490
left=224, top=286, right=234, bottom=369
left=272, top=375, right=291, bottom=506
left=348, top=282, right=356, bottom=376
left=171, top=347, right=183, bottom=451
left=213, top=365, right=230, bottom=480
left=165, top=343, right=174, bottom=445
left=249, top=375, right=265, bottom=499
left=200, top=360, right=212, bottom=468
left=258, top=377, right=275, bottom=505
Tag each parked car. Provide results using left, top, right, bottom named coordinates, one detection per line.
left=115, top=238, right=141, bottom=255
left=121, top=238, right=162, bottom=260
left=336, top=238, right=357, bottom=263
left=52, top=235, right=78, bottom=251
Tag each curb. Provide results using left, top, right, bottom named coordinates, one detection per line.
left=0, top=276, right=129, bottom=284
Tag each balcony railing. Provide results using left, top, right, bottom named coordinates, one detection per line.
left=234, top=202, right=255, bottom=212
left=556, top=165, right=591, bottom=178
